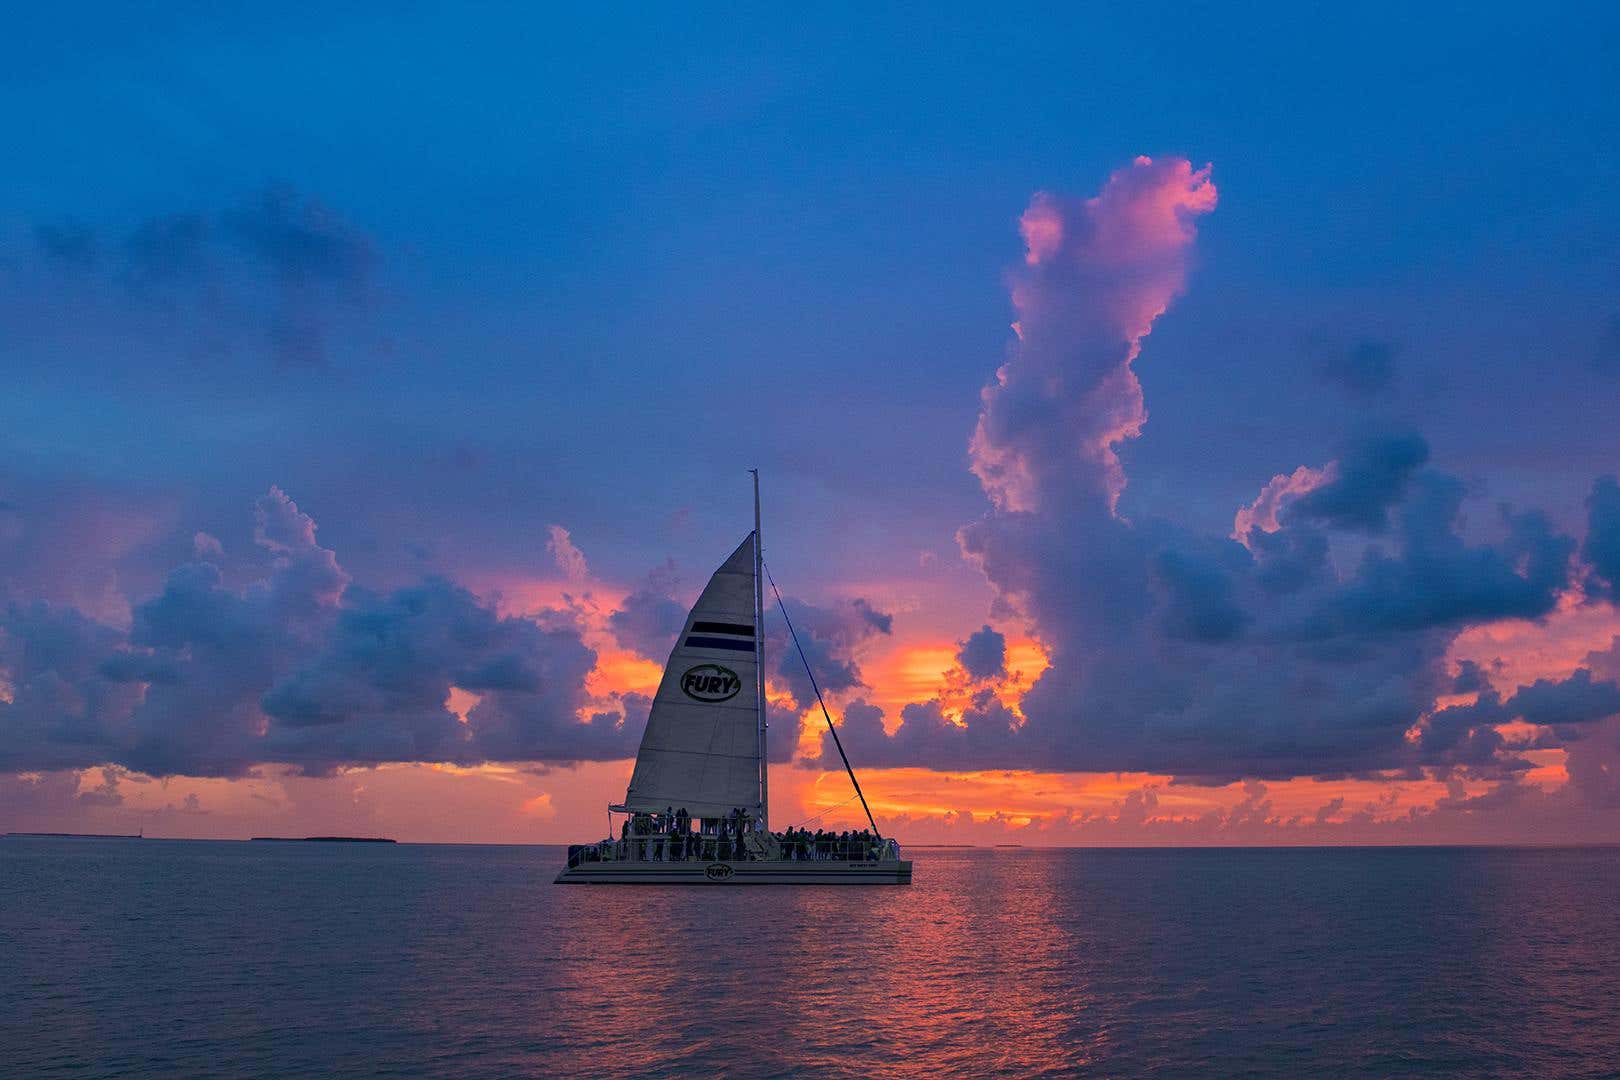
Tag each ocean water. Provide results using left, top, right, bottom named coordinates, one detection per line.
left=3, top=841, right=1618, bottom=1078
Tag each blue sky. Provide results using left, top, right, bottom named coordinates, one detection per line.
left=4, top=3, right=1620, bottom=840
left=6, top=3, right=1617, bottom=574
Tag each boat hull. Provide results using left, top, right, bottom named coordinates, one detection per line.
left=554, top=859, right=912, bottom=885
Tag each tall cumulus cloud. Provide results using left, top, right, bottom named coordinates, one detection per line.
left=837, top=156, right=1619, bottom=786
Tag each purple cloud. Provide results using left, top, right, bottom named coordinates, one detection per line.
left=0, top=487, right=629, bottom=776
left=851, top=157, right=1600, bottom=783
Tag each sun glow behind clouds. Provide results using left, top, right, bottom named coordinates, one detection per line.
left=861, top=636, right=1048, bottom=721
left=585, top=650, right=662, bottom=699
left=6, top=750, right=1563, bottom=847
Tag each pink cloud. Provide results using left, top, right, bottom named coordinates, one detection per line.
left=1233, top=463, right=1336, bottom=543
left=545, top=524, right=589, bottom=582
left=971, top=156, right=1217, bottom=513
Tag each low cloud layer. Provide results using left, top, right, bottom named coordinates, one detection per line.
left=1, top=488, right=635, bottom=776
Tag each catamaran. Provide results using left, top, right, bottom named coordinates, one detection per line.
left=555, top=472, right=912, bottom=885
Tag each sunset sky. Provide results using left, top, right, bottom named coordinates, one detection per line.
left=5, top=3, right=1620, bottom=844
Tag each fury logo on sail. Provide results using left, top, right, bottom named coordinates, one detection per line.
left=681, top=664, right=742, bottom=703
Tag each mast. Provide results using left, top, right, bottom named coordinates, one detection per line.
left=751, top=468, right=768, bottom=831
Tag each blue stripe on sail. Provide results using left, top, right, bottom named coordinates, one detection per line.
left=691, top=620, right=755, bottom=636
left=685, top=636, right=756, bottom=652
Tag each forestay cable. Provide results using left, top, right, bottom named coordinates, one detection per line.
left=763, top=562, right=882, bottom=839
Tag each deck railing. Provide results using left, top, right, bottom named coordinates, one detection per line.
left=567, top=836, right=900, bottom=867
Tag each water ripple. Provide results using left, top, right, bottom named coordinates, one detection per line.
left=3, top=842, right=1618, bottom=1077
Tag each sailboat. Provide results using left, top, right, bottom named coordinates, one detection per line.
left=554, top=472, right=912, bottom=885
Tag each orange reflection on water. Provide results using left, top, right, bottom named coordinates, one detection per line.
left=542, top=850, right=1098, bottom=1074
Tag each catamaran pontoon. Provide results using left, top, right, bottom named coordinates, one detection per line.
left=554, top=472, right=911, bottom=885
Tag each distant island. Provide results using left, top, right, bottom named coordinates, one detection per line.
left=250, top=836, right=397, bottom=843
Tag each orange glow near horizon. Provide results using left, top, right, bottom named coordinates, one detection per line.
left=760, top=763, right=1511, bottom=843
left=11, top=745, right=1582, bottom=847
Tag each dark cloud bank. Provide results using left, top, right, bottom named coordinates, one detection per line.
left=1, top=488, right=631, bottom=776
left=0, top=478, right=894, bottom=778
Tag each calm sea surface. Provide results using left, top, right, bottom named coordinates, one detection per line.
left=3, top=840, right=1619, bottom=1078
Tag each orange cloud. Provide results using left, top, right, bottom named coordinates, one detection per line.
left=1447, top=589, right=1620, bottom=693
left=859, top=635, right=1048, bottom=720
left=585, top=649, right=662, bottom=699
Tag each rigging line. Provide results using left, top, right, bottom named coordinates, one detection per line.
left=789, top=791, right=862, bottom=831
left=763, top=561, right=882, bottom=840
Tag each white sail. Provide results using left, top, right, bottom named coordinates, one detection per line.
left=621, top=534, right=762, bottom=819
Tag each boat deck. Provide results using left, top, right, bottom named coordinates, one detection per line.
left=554, top=858, right=912, bottom=885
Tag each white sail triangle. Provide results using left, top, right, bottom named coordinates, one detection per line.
left=621, top=534, right=762, bottom=819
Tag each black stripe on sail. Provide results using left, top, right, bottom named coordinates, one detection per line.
left=691, top=620, right=755, bottom=637
left=684, top=636, right=756, bottom=652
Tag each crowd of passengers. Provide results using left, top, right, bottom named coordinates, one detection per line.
left=610, top=806, right=884, bottom=862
